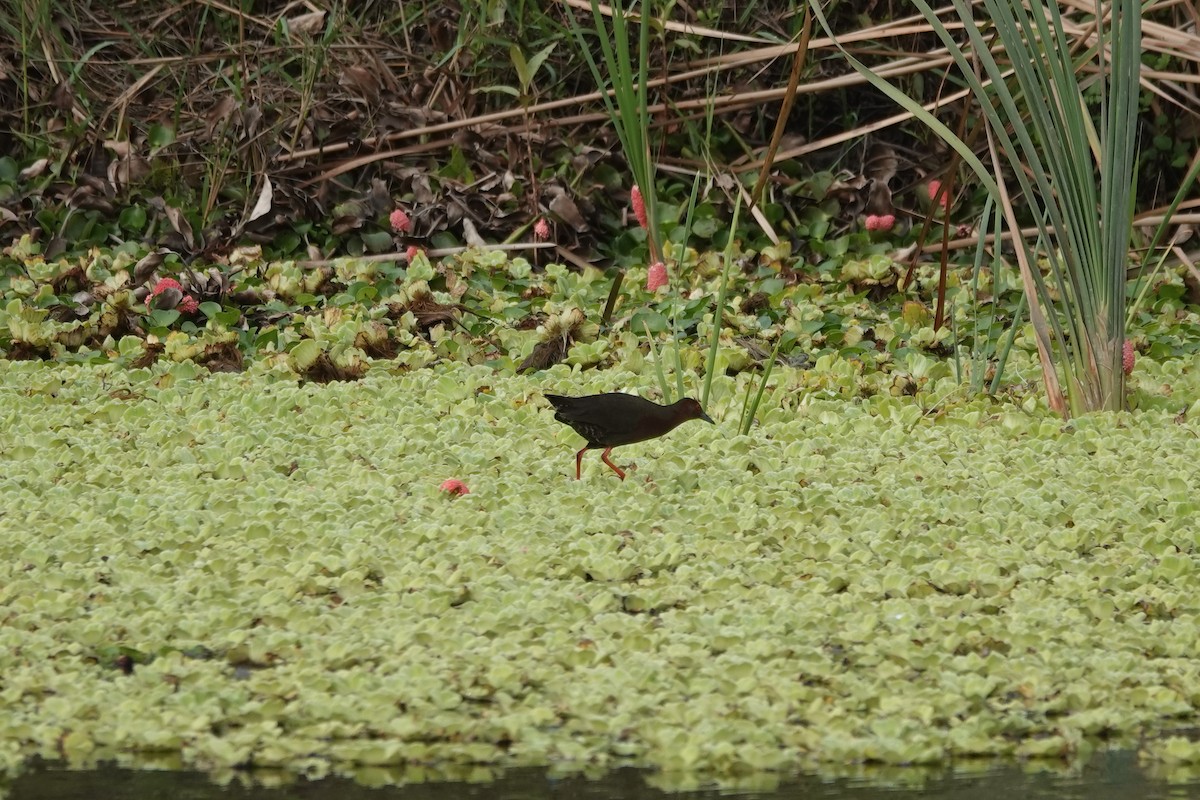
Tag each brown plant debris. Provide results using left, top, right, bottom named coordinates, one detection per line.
left=303, top=353, right=368, bottom=384
left=355, top=321, right=398, bottom=359
left=387, top=284, right=461, bottom=334
left=130, top=341, right=166, bottom=369
left=194, top=340, right=245, bottom=373
left=518, top=307, right=592, bottom=372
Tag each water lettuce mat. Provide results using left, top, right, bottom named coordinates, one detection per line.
left=3, top=357, right=1200, bottom=785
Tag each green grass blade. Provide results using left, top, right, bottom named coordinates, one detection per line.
left=643, top=320, right=672, bottom=403
left=806, top=0, right=997, bottom=196
left=674, top=173, right=703, bottom=402
left=702, top=191, right=742, bottom=409
left=740, top=333, right=786, bottom=436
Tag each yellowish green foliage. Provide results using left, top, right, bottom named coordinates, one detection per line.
left=2, top=356, right=1200, bottom=784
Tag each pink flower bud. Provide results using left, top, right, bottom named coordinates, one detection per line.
left=631, top=185, right=648, bottom=229
left=926, top=180, right=951, bottom=213
left=865, top=214, right=896, bottom=232
left=646, top=261, right=668, bottom=292
left=390, top=208, right=412, bottom=233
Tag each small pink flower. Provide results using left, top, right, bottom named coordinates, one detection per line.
left=1123, top=341, right=1135, bottom=375
left=405, top=245, right=423, bottom=262
left=146, top=277, right=199, bottom=314
left=926, top=180, right=951, bottom=213
left=439, top=478, right=470, bottom=496
left=631, top=185, right=648, bottom=229
left=865, top=214, right=896, bottom=232
left=390, top=208, right=412, bottom=233
left=534, top=218, right=551, bottom=241
left=149, top=277, right=183, bottom=297
left=646, top=261, right=668, bottom=292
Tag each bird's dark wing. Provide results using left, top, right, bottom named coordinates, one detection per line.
left=546, top=393, right=666, bottom=446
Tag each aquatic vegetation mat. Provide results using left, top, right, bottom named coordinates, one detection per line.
left=3, top=359, right=1200, bottom=783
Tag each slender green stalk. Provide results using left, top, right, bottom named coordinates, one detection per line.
left=567, top=0, right=658, bottom=259
left=702, top=192, right=742, bottom=409
left=966, top=195, right=996, bottom=392
left=739, top=333, right=786, bottom=436
left=670, top=314, right=686, bottom=402
left=809, top=0, right=1142, bottom=415
left=1127, top=154, right=1200, bottom=324
left=991, top=293, right=1027, bottom=397
left=642, top=320, right=673, bottom=403
left=673, top=174, right=703, bottom=402
left=567, top=0, right=660, bottom=325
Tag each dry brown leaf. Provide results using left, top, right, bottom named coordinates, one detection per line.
left=861, top=144, right=897, bottom=216
left=50, top=81, right=75, bottom=113
left=546, top=186, right=588, bottom=232
left=204, top=96, right=238, bottom=139
left=104, top=141, right=151, bottom=191
left=153, top=199, right=196, bottom=250
left=68, top=185, right=115, bottom=214
left=249, top=178, right=274, bottom=222
left=19, top=159, right=49, bottom=180
left=462, top=218, right=486, bottom=247
left=288, top=11, right=327, bottom=35
left=340, top=65, right=380, bottom=102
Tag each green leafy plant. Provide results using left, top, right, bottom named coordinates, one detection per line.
left=811, top=0, right=1151, bottom=415
left=567, top=0, right=660, bottom=324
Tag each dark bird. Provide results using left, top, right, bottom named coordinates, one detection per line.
left=545, top=392, right=714, bottom=480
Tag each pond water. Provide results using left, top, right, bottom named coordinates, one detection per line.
left=7, top=750, right=1200, bottom=799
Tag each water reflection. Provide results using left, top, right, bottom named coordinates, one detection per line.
left=7, top=750, right=1200, bottom=799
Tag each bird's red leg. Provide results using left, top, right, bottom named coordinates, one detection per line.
left=600, top=448, right=626, bottom=480
left=574, top=447, right=587, bottom=480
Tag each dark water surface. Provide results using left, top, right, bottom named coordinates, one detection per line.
left=8, top=750, right=1200, bottom=799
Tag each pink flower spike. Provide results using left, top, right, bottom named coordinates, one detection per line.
left=146, top=278, right=198, bottom=314
left=439, top=478, right=470, bottom=496
left=390, top=208, right=412, bottom=233
left=631, top=185, right=648, bottom=229
left=405, top=245, right=423, bottom=262
left=150, top=277, right=183, bottom=296
left=926, top=180, right=951, bottom=212
left=646, top=261, right=669, bottom=292
left=1123, top=341, right=1135, bottom=375
left=865, top=214, right=896, bottom=232
left=534, top=218, right=551, bottom=241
